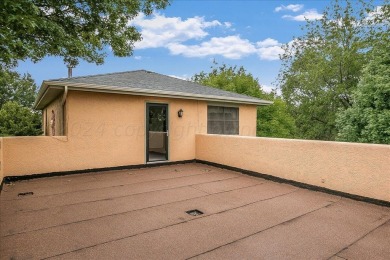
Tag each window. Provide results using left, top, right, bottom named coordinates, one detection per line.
left=44, top=97, right=66, bottom=136
left=207, top=106, right=239, bottom=135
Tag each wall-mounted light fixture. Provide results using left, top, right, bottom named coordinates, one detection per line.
left=178, top=109, right=184, bottom=118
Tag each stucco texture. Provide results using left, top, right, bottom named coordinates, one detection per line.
left=239, top=104, right=257, bottom=136
left=1, top=91, right=257, bottom=177
left=196, top=134, right=390, bottom=202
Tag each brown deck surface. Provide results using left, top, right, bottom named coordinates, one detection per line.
left=1, top=163, right=389, bottom=259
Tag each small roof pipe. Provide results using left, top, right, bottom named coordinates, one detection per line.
left=67, top=66, right=73, bottom=78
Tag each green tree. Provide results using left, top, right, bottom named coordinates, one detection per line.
left=279, top=0, right=387, bottom=140
left=193, top=63, right=296, bottom=138
left=0, top=0, right=169, bottom=67
left=257, top=97, right=297, bottom=138
left=336, top=43, right=390, bottom=144
left=0, top=68, right=37, bottom=108
left=0, top=101, right=42, bottom=136
left=193, top=64, right=265, bottom=98
left=0, top=68, right=42, bottom=136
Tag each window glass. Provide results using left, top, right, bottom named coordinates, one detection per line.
left=208, top=106, right=224, bottom=120
left=207, top=121, right=224, bottom=134
left=207, top=106, right=239, bottom=135
left=224, top=107, right=239, bottom=120
left=224, top=121, right=239, bottom=135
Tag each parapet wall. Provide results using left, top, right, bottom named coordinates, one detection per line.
left=1, top=132, right=389, bottom=203
left=196, top=134, right=390, bottom=202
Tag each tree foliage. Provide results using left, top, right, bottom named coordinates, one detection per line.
left=279, top=0, right=388, bottom=140
left=0, top=68, right=42, bottom=136
left=0, top=68, right=37, bottom=108
left=256, top=97, right=297, bottom=138
left=193, top=64, right=265, bottom=98
left=0, top=0, right=169, bottom=67
left=0, top=101, right=42, bottom=136
left=193, top=63, right=296, bottom=138
left=336, top=43, right=390, bottom=144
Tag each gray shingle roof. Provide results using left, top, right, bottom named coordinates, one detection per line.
left=36, top=70, right=271, bottom=108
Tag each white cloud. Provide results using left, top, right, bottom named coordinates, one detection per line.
left=261, top=84, right=274, bottom=93
left=261, top=84, right=282, bottom=95
left=275, top=4, right=304, bottom=12
left=224, top=22, right=232, bottom=28
left=282, top=9, right=323, bottom=21
left=366, top=6, right=384, bottom=21
left=168, top=36, right=256, bottom=59
left=128, top=14, right=286, bottom=61
left=257, top=45, right=284, bottom=61
left=257, top=38, right=280, bottom=48
left=256, top=38, right=284, bottom=60
left=167, top=36, right=283, bottom=61
left=129, top=13, right=225, bottom=49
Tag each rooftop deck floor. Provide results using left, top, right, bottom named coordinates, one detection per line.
left=1, top=163, right=389, bottom=259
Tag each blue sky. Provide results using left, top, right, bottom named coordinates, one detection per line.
left=15, top=1, right=358, bottom=92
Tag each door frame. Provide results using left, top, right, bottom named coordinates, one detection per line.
left=146, top=102, right=169, bottom=163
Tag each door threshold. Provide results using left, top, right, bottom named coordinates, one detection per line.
left=147, top=160, right=170, bottom=164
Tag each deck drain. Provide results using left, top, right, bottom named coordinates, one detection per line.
left=18, top=192, right=34, bottom=197
left=186, top=209, right=204, bottom=216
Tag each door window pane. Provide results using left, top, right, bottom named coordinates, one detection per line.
left=147, top=104, right=168, bottom=162
left=149, top=106, right=167, bottom=132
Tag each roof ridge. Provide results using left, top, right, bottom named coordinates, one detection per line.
left=45, top=69, right=151, bottom=81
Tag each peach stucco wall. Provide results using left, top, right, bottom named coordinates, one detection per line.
left=1, top=91, right=257, bottom=178
left=239, top=105, right=257, bottom=136
left=195, top=134, right=390, bottom=202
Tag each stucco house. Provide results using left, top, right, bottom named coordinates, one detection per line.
left=32, top=70, right=271, bottom=166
